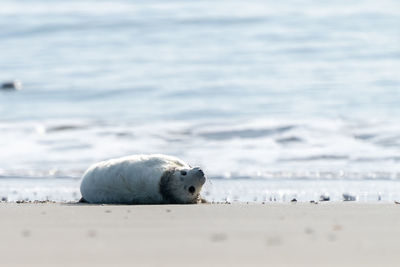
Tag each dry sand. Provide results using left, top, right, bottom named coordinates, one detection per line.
left=0, top=202, right=399, bottom=267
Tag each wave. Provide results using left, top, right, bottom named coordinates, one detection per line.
left=1, top=117, right=400, bottom=179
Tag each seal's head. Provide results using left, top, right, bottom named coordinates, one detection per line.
left=159, top=166, right=206, bottom=204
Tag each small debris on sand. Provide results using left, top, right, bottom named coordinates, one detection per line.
left=290, top=198, right=297, bottom=202
left=332, top=224, right=343, bottom=231
left=87, top=230, right=97, bottom=238
left=342, top=193, right=356, bottom=201
left=266, top=236, right=282, bottom=246
left=319, top=194, right=330, bottom=201
left=304, top=227, right=314, bottom=235
left=210, top=233, right=227, bottom=242
left=21, top=230, right=31, bottom=237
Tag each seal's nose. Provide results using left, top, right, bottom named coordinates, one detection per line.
left=198, top=169, right=204, bottom=176
left=193, top=167, right=204, bottom=176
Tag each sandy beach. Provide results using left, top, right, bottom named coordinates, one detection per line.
left=0, top=203, right=399, bottom=266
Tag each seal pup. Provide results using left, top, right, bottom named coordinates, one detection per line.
left=80, top=154, right=206, bottom=204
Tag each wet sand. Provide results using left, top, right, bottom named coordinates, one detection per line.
left=0, top=203, right=399, bottom=267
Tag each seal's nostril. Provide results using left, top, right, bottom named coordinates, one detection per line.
left=188, top=186, right=195, bottom=194
left=198, top=169, right=204, bottom=176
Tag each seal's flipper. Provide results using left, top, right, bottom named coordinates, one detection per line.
left=78, top=197, right=88, bottom=203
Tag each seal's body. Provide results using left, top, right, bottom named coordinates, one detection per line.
left=80, top=154, right=206, bottom=204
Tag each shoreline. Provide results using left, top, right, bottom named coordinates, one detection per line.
left=3, top=177, right=400, bottom=203
left=1, top=203, right=400, bottom=266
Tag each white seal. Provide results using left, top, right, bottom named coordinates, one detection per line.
left=80, top=154, right=206, bottom=204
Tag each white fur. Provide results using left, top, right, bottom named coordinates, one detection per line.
left=80, top=154, right=202, bottom=204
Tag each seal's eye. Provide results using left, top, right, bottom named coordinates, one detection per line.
left=188, top=186, right=195, bottom=194
left=180, top=170, right=187, bottom=176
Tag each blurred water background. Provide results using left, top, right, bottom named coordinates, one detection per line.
left=1, top=0, right=400, bottom=202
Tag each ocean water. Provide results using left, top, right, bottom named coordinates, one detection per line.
left=1, top=0, right=400, bottom=202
